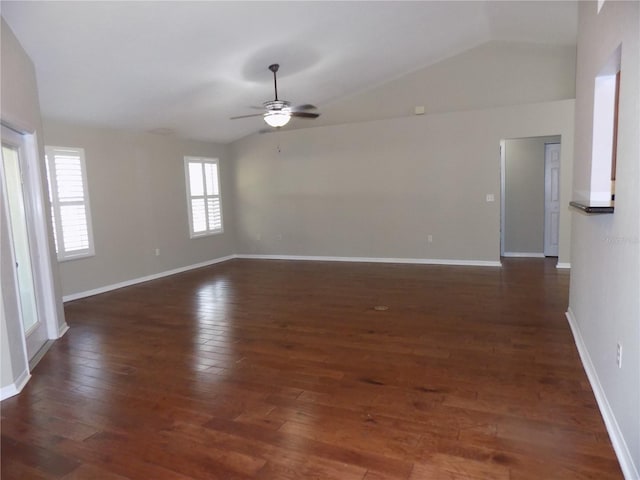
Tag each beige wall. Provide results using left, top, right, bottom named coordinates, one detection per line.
left=569, top=1, right=639, bottom=477
left=504, top=136, right=561, bottom=255
left=42, top=122, right=237, bottom=297
left=1, top=18, right=66, bottom=393
left=312, top=41, right=576, bottom=128
left=232, top=100, right=574, bottom=265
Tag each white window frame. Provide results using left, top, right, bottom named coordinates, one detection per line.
left=45, top=146, right=95, bottom=261
left=184, top=156, right=224, bottom=238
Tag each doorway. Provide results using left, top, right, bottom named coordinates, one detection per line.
left=500, top=135, right=561, bottom=259
left=1, top=125, right=50, bottom=361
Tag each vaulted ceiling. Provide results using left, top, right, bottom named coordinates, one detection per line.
left=2, top=1, right=578, bottom=143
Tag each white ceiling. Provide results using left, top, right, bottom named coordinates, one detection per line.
left=2, top=1, right=578, bottom=144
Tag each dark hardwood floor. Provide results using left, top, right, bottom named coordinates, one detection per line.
left=1, top=258, right=623, bottom=479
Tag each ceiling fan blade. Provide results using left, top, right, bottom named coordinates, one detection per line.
left=290, top=104, right=317, bottom=112
left=230, top=113, right=264, bottom=120
left=291, top=111, right=320, bottom=119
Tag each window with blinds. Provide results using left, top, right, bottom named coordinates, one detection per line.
left=185, top=157, right=223, bottom=237
left=44, top=146, right=95, bottom=260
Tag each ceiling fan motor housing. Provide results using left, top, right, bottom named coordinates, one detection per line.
left=263, top=100, right=291, bottom=112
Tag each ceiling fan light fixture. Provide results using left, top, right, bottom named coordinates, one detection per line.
left=230, top=63, right=320, bottom=126
left=264, top=111, right=291, bottom=128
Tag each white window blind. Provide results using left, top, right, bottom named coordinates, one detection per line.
left=185, top=157, right=223, bottom=237
left=45, top=146, right=95, bottom=260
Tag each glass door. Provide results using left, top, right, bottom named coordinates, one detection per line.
left=1, top=129, right=48, bottom=359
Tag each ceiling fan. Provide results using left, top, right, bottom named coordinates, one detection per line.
left=230, top=64, right=320, bottom=128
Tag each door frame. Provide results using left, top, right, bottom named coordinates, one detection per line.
left=1, top=122, right=63, bottom=360
left=499, top=140, right=506, bottom=257
left=500, top=136, right=563, bottom=260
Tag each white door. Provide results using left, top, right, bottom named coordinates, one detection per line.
left=1, top=128, right=48, bottom=359
left=544, top=143, right=561, bottom=257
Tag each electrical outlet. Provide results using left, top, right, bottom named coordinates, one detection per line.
left=616, top=343, right=622, bottom=368
left=154, top=248, right=160, bottom=256
left=486, top=193, right=495, bottom=202
left=427, top=235, right=433, bottom=243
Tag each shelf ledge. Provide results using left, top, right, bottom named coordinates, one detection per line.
left=569, top=201, right=614, bottom=214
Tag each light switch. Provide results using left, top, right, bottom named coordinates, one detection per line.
left=486, top=194, right=495, bottom=202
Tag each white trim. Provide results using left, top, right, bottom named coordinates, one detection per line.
left=235, top=254, right=502, bottom=267
left=556, top=262, right=571, bottom=269
left=0, top=368, right=30, bottom=401
left=26, top=135, right=64, bottom=341
left=63, top=255, right=235, bottom=302
left=184, top=157, right=223, bottom=238
left=45, top=145, right=95, bottom=261
left=502, top=252, right=545, bottom=258
left=57, top=323, right=69, bottom=338
left=566, top=308, right=639, bottom=480
left=500, top=139, right=506, bottom=257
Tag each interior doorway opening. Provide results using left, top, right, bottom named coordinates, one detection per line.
left=500, top=135, right=562, bottom=261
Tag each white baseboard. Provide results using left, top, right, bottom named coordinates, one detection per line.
left=63, top=255, right=236, bottom=302
left=235, top=254, right=502, bottom=267
left=29, top=340, right=54, bottom=371
left=503, top=252, right=545, bottom=258
left=0, top=368, right=30, bottom=401
left=62, top=253, right=502, bottom=303
left=566, top=308, right=639, bottom=480
left=57, top=323, right=69, bottom=338
left=556, top=262, right=571, bottom=269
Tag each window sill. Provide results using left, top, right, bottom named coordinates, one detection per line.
left=58, top=252, right=96, bottom=262
left=190, top=230, right=224, bottom=239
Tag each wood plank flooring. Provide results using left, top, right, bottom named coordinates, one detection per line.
left=1, top=258, right=623, bottom=479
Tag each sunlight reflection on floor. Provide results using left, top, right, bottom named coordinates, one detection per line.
left=192, top=279, right=235, bottom=378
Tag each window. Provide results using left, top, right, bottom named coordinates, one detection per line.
left=44, top=146, right=95, bottom=260
left=185, top=157, right=223, bottom=237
